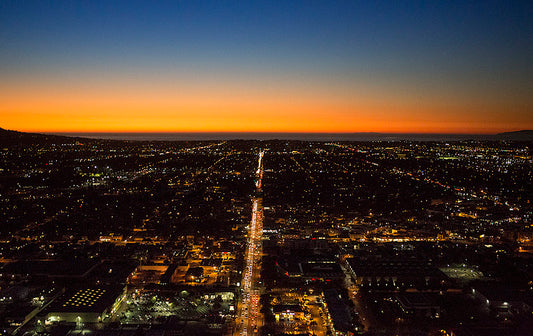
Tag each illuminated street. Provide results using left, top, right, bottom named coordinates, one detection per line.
left=236, top=150, right=264, bottom=335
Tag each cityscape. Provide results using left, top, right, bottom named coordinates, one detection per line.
left=1, top=1, right=532, bottom=335
left=0, top=128, right=532, bottom=335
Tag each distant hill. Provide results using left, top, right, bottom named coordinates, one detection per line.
left=495, top=130, right=533, bottom=141
left=0, top=127, right=95, bottom=146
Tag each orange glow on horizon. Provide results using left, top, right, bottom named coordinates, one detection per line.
left=2, top=76, right=531, bottom=134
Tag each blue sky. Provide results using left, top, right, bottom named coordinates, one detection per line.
left=1, top=1, right=532, bottom=132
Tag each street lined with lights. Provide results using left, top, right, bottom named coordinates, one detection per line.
left=237, top=150, right=264, bottom=335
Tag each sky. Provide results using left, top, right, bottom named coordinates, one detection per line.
left=1, top=0, right=532, bottom=134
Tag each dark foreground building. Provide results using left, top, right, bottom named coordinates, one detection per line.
left=46, top=285, right=126, bottom=324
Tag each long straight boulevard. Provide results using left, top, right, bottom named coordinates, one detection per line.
left=236, top=150, right=264, bottom=336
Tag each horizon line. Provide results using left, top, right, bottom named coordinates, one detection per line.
left=43, top=130, right=510, bottom=135
left=5, top=126, right=531, bottom=136
left=4, top=127, right=531, bottom=142
left=4, top=127, right=531, bottom=137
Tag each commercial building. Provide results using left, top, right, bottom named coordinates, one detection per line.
left=272, top=304, right=305, bottom=321
left=346, top=258, right=447, bottom=288
left=46, top=285, right=126, bottom=324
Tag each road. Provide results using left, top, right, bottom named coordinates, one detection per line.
left=236, top=150, right=264, bottom=335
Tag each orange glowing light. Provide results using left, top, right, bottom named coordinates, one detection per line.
left=1, top=73, right=531, bottom=134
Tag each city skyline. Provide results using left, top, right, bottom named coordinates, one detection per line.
left=1, top=1, right=532, bottom=133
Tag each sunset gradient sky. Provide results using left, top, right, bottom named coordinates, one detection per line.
left=1, top=1, right=532, bottom=133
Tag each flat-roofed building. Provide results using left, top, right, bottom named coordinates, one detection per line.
left=346, top=258, right=447, bottom=289
left=395, top=292, right=442, bottom=318
left=272, top=304, right=305, bottom=321
left=46, top=285, right=125, bottom=324
left=323, top=289, right=359, bottom=335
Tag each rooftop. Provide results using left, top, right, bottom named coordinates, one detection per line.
left=47, top=285, right=124, bottom=313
